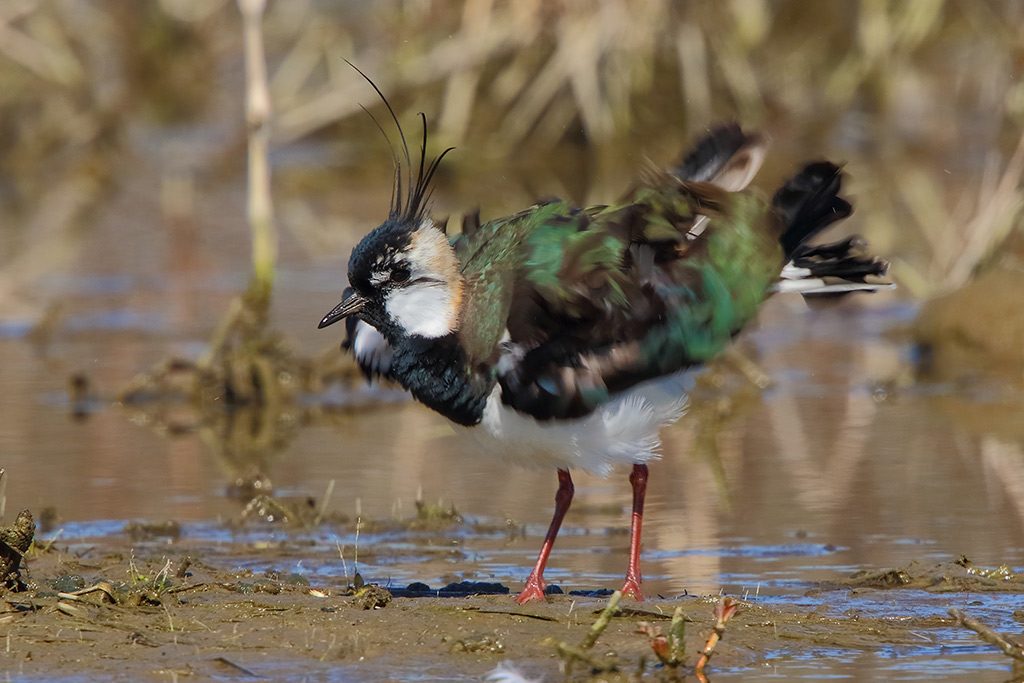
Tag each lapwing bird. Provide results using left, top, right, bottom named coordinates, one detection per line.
left=319, top=80, right=888, bottom=604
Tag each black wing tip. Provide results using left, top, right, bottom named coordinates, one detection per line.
left=774, top=161, right=853, bottom=257
left=790, top=235, right=889, bottom=281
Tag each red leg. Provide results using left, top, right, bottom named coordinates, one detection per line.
left=621, top=463, right=648, bottom=600
left=516, top=469, right=574, bottom=604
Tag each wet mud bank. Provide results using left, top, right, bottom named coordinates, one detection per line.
left=2, top=520, right=1023, bottom=682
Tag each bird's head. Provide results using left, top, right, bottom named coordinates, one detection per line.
left=318, top=63, right=460, bottom=342
left=319, top=216, right=462, bottom=339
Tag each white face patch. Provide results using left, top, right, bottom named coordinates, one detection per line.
left=384, top=223, right=462, bottom=338
left=386, top=282, right=459, bottom=337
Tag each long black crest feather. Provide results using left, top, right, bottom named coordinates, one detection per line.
left=344, top=59, right=455, bottom=226
left=358, top=103, right=402, bottom=217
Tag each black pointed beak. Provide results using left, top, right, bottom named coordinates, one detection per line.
left=318, top=291, right=368, bottom=329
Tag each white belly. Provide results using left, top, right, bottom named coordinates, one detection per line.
left=453, top=369, right=698, bottom=477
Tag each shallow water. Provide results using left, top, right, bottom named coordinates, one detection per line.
left=3, top=285, right=1024, bottom=680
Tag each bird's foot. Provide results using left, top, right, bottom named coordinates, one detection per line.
left=621, top=573, right=645, bottom=601
left=515, top=575, right=548, bottom=604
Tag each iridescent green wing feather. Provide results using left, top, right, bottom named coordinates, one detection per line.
left=453, top=125, right=853, bottom=422
left=497, top=178, right=784, bottom=420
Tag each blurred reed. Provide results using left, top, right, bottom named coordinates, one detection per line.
left=260, top=0, right=1024, bottom=295
left=1, top=0, right=1022, bottom=318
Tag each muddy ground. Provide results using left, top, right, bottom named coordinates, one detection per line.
left=3, top=516, right=1023, bottom=683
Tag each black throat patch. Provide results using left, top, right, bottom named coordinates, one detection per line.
left=387, top=333, right=494, bottom=427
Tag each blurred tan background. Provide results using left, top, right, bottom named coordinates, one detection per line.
left=1, top=0, right=1022, bottom=327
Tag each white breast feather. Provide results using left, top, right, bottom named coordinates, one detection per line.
left=455, top=370, right=698, bottom=477
left=352, top=321, right=392, bottom=377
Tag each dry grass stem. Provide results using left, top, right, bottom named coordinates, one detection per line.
left=943, top=128, right=1024, bottom=289
left=238, top=0, right=277, bottom=303
left=949, top=608, right=1024, bottom=662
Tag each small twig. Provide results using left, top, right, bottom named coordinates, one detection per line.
left=667, top=604, right=686, bottom=664
left=211, top=657, right=256, bottom=677
left=57, top=581, right=117, bottom=604
left=637, top=604, right=687, bottom=668
left=353, top=516, right=361, bottom=575
left=467, top=608, right=559, bottom=622
left=40, top=529, right=63, bottom=553
left=949, top=608, right=1024, bottom=661
left=319, top=632, right=337, bottom=662
left=695, top=596, right=739, bottom=674
left=55, top=601, right=87, bottom=618
left=335, top=537, right=348, bottom=584
left=582, top=590, right=622, bottom=650
left=313, top=479, right=335, bottom=526
left=557, top=591, right=623, bottom=674
left=154, top=558, right=172, bottom=592
left=555, top=641, right=605, bottom=671
left=127, top=551, right=141, bottom=584
left=162, top=603, right=175, bottom=632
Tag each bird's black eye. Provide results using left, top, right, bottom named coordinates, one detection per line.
left=390, top=267, right=410, bottom=284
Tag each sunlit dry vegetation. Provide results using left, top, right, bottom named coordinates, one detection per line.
left=1, top=0, right=1022, bottom=358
